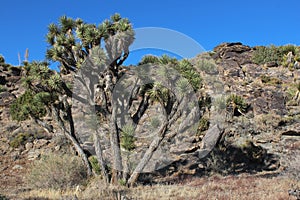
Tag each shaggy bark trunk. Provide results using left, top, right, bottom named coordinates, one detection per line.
left=52, top=105, right=93, bottom=177
left=93, top=131, right=109, bottom=183
left=110, top=103, right=123, bottom=184
left=127, top=121, right=168, bottom=187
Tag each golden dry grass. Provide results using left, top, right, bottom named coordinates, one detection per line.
left=18, top=174, right=300, bottom=200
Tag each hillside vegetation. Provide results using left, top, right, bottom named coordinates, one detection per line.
left=0, top=15, right=299, bottom=199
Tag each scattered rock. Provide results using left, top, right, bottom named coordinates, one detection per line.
left=12, top=165, right=23, bottom=170
left=33, top=139, right=49, bottom=149
left=25, top=142, right=33, bottom=150
left=27, top=149, right=41, bottom=160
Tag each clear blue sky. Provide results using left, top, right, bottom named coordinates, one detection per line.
left=1, top=0, right=300, bottom=66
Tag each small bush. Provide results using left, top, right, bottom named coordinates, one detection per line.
left=196, top=58, right=218, bottom=74
left=226, top=94, right=249, bottom=115
left=9, top=132, right=33, bottom=148
left=26, top=153, right=87, bottom=190
left=197, top=117, right=210, bottom=133
left=260, top=74, right=282, bottom=85
left=150, top=117, right=161, bottom=130
left=252, top=45, right=297, bottom=65
left=89, top=156, right=101, bottom=175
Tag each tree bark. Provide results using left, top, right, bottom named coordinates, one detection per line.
left=109, top=103, right=123, bottom=184
left=93, top=131, right=109, bottom=183
left=52, top=105, right=93, bottom=177
left=127, top=121, right=168, bottom=187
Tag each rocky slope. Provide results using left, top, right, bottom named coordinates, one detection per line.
left=0, top=42, right=300, bottom=196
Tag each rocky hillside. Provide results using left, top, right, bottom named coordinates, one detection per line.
left=0, top=43, right=300, bottom=197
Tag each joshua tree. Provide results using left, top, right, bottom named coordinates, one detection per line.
left=11, top=13, right=134, bottom=179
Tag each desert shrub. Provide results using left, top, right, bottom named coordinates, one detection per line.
left=9, top=132, right=33, bottom=148
left=260, top=74, right=282, bottom=85
left=252, top=45, right=297, bottom=65
left=226, top=94, right=249, bottom=115
left=150, top=117, right=161, bottom=130
left=138, top=55, right=160, bottom=65
left=196, top=58, right=218, bottom=74
left=197, top=117, right=210, bottom=133
left=286, top=82, right=300, bottom=105
left=213, top=96, right=226, bottom=112
left=26, top=153, right=87, bottom=190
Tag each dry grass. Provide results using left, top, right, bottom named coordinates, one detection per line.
left=18, top=174, right=300, bottom=200
left=128, top=174, right=299, bottom=200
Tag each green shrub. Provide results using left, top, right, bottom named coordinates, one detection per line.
left=26, top=153, right=87, bottom=190
left=9, top=132, right=33, bottom=148
left=120, top=124, right=135, bottom=151
left=226, top=94, right=249, bottom=115
left=138, top=55, right=202, bottom=91
left=213, top=96, right=227, bottom=112
left=260, top=74, right=282, bottom=85
left=89, top=156, right=101, bottom=175
left=196, top=58, right=218, bottom=74
left=252, top=44, right=297, bottom=65
left=197, top=117, right=210, bottom=133
left=150, top=117, right=161, bottom=130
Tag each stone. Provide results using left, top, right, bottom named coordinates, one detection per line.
left=33, top=139, right=49, bottom=149
left=25, top=142, right=33, bottom=150
left=28, top=149, right=41, bottom=160
left=12, top=165, right=23, bottom=170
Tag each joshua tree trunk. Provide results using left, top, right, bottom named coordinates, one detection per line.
left=127, top=121, right=168, bottom=187
left=52, top=105, right=93, bottom=177
left=110, top=104, right=123, bottom=184
left=93, top=131, right=109, bottom=183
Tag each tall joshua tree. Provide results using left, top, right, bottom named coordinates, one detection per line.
left=11, top=13, right=135, bottom=179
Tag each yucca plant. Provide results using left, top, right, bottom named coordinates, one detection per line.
left=120, top=124, right=135, bottom=152
left=226, top=94, right=249, bottom=116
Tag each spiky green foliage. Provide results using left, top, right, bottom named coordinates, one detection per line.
left=177, top=59, right=202, bottom=91
left=10, top=62, right=60, bottom=122
left=120, top=124, right=135, bottom=151
left=88, top=156, right=101, bottom=175
left=46, top=13, right=134, bottom=73
left=10, top=90, right=48, bottom=121
left=226, top=94, right=249, bottom=115
left=138, top=55, right=160, bottom=65
left=139, top=55, right=202, bottom=91
left=147, top=82, right=169, bottom=103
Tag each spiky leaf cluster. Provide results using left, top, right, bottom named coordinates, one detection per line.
left=10, top=90, right=48, bottom=121
left=11, top=62, right=61, bottom=122
left=46, top=13, right=134, bottom=73
left=226, top=94, right=248, bottom=114
left=120, top=124, right=136, bottom=151
left=139, top=55, right=202, bottom=91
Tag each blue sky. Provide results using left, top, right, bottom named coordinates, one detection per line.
left=1, top=0, right=300, bottom=66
